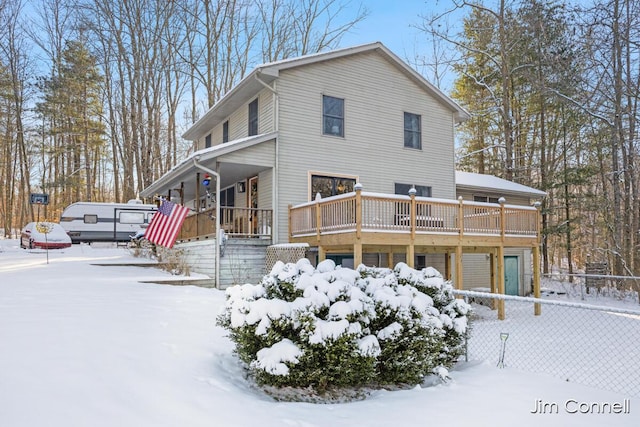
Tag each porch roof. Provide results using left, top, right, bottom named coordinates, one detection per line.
left=455, top=171, right=547, bottom=199
left=140, top=132, right=277, bottom=200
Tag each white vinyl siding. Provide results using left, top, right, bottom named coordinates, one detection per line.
left=219, top=139, right=276, bottom=168
left=258, top=169, right=273, bottom=210
left=196, top=89, right=275, bottom=150
left=273, top=51, right=457, bottom=242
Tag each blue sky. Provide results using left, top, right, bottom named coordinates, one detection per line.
left=339, top=0, right=431, bottom=55
left=338, top=0, right=463, bottom=92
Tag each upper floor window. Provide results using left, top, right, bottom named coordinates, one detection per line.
left=404, top=112, right=422, bottom=149
left=323, top=95, right=344, bottom=137
left=223, top=120, right=229, bottom=143
left=205, top=133, right=212, bottom=148
left=395, top=183, right=432, bottom=197
left=248, top=99, right=258, bottom=136
left=311, top=174, right=356, bottom=199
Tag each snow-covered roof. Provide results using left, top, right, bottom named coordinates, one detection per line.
left=455, top=171, right=546, bottom=198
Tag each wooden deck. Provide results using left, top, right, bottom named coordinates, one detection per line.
left=288, top=187, right=542, bottom=319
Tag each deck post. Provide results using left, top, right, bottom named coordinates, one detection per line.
left=444, top=253, right=451, bottom=280
left=354, top=183, right=363, bottom=267
left=499, top=197, right=506, bottom=243
left=387, top=251, right=394, bottom=269
left=408, top=187, right=417, bottom=267
left=407, top=245, right=415, bottom=268
left=497, top=245, right=505, bottom=320
left=490, top=250, right=497, bottom=310
left=533, top=201, right=542, bottom=315
left=455, top=197, right=464, bottom=290
left=533, top=244, right=541, bottom=315
left=455, top=246, right=463, bottom=290
left=288, top=204, right=292, bottom=239
left=315, top=197, right=322, bottom=242
left=318, top=245, right=326, bottom=263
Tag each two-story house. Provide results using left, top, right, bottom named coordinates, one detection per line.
left=140, top=42, right=544, bottom=318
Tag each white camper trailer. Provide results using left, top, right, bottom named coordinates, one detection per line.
left=59, top=200, right=157, bottom=243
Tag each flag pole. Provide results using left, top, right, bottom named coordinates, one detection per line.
left=193, top=157, right=221, bottom=289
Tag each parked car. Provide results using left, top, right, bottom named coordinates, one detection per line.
left=20, top=222, right=72, bottom=249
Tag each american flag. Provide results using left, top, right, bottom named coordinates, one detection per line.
left=144, top=200, right=189, bottom=248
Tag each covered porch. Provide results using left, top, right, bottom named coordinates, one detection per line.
left=288, top=184, right=542, bottom=319
left=140, top=133, right=278, bottom=243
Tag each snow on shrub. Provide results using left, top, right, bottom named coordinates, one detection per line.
left=217, top=259, right=470, bottom=391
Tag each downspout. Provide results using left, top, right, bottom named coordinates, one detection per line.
left=255, top=73, right=279, bottom=242
left=193, top=157, right=221, bottom=289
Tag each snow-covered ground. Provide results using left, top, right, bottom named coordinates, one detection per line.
left=0, top=240, right=637, bottom=427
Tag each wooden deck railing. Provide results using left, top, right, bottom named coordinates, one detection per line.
left=178, top=206, right=273, bottom=240
left=290, top=191, right=539, bottom=239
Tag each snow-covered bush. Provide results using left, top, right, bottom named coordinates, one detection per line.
left=217, top=259, right=470, bottom=391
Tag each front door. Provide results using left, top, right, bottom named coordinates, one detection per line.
left=504, top=256, right=519, bottom=295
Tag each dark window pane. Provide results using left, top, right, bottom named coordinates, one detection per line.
left=223, top=121, right=229, bottom=143
left=205, top=133, right=212, bottom=148
left=248, top=99, right=258, bottom=136
left=311, top=175, right=356, bottom=200
left=395, top=183, right=431, bottom=197
left=404, top=112, right=422, bottom=149
left=323, top=95, right=344, bottom=137
left=324, top=117, right=343, bottom=136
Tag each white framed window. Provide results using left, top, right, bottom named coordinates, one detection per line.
left=310, top=172, right=357, bottom=200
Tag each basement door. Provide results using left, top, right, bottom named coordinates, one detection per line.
left=504, top=256, right=520, bottom=296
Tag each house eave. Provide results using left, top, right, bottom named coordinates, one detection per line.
left=141, top=132, right=278, bottom=198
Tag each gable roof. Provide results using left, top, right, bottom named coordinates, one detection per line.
left=455, top=171, right=547, bottom=199
left=183, top=42, right=469, bottom=141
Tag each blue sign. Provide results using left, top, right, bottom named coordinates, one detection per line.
left=30, top=193, right=49, bottom=205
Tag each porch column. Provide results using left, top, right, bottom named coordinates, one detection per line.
left=497, top=245, right=505, bottom=320
left=387, top=251, right=394, bottom=269
left=195, top=172, right=200, bottom=236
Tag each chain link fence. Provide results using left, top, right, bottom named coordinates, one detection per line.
left=454, top=290, right=640, bottom=397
